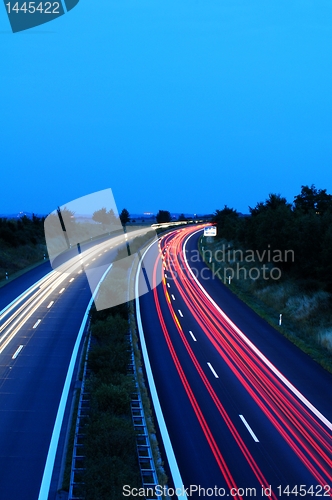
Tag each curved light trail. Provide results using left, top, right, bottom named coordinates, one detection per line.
left=147, top=225, right=331, bottom=495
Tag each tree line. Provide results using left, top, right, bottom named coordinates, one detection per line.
left=92, top=208, right=130, bottom=226
left=0, top=214, right=45, bottom=248
left=212, top=185, right=332, bottom=291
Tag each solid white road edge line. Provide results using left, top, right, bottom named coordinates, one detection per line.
left=184, top=230, right=332, bottom=431
left=239, top=415, right=259, bottom=442
left=37, top=263, right=113, bottom=500
left=207, top=362, right=219, bottom=378
left=135, top=239, right=187, bottom=499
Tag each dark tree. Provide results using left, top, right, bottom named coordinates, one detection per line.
left=32, top=213, right=41, bottom=225
left=20, top=214, right=31, bottom=226
left=119, top=208, right=130, bottom=226
left=294, top=185, right=332, bottom=215
left=178, top=213, right=187, bottom=221
left=156, top=210, right=171, bottom=223
left=249, top=193, right=291, bottom=216
left=212, top=206, right=239, bottom=240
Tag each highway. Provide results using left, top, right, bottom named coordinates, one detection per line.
left=0, top=227, right=156, bottom=500
left=137, top=225, right=332, bottom=498
left=1, top=223, right=331, bottom=499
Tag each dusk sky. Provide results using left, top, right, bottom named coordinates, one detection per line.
left=1, top=1, right=331, bottom=216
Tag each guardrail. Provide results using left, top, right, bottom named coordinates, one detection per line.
left=67, top=330, right=161, bottom=500
left=68, top=336, right=91, bottom=500
left=128, top=345, right=159, bottom=498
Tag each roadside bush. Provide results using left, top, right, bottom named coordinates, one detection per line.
left=0, top=228, right=19, bottom=247
left=93, top=382, right=133, bottom=415
left=0, top=216, right=47, bottom=280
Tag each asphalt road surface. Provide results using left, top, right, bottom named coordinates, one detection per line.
left=1, top=224, right=330, bottom=499
left=137, top=225, right=332, bottom=499
left=0, top=227, right=156, bottom=500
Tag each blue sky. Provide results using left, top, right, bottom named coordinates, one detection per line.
left=1, top=0, right=331, bottom=216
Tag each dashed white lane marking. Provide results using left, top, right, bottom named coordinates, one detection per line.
left=12, top=345, right=24, bottom=359
left=69, top=278, right=74, bottom=283
left=59, top=288, right=65, bottom=294
left=33, top=319, right=42, bottom=329
left=178, top=310, right=183, bottom=317
left=171, top=294, right=176, bottom=301
left=47, top=301, right=54, bottom=309
left=207, top=362, right=219, bottom=378
left=189, top=331, right=197, bottom=341
left=183, top=231, right=332, bottom=432
left=167, top=283, right=170, bottom=288
left=239, top=415, right=259, bottom=442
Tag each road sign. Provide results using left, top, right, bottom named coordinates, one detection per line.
left=204, top=226, right=217, bottom=237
